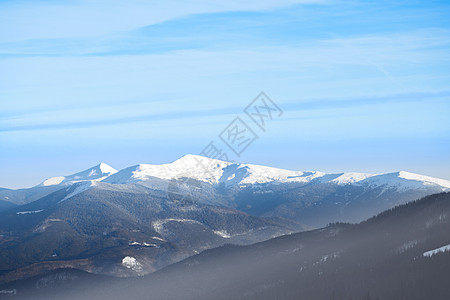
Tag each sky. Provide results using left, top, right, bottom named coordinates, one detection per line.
left=0, top=0, right=449, bottom=188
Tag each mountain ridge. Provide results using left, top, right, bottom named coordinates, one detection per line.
left=24, top=154, right=450, bottom=191
left=1, top=155, right=449, bottom=210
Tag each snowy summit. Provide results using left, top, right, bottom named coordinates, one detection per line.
left=40, top=163, right=117, bottom=186
left=32, top=155, right=450, bottom=193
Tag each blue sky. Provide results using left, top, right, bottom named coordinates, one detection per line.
left=1, top=0, right=449, bottom=188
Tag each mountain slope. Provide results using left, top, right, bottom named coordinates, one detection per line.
left=0, top=164, right=117, bottom=206
left=101, top=155, right=450, bottom=227
left=0, top=182, right=302, bottom=283
left=13, top=192, right=449, bottom=300
left=0, top=186, right=63, bottom=207
left=0, top=199, right=16, bottom=212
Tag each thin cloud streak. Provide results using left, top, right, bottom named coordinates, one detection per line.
left=0, top=0, right=325, bottom=42
left=1, top=90, right=448, bottom=133
left=1, top=0, right=449, bottom=187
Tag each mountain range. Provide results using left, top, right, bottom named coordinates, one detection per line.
left=0, top=155, right=449, bottom=284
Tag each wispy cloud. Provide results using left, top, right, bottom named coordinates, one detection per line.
left=1, top=0, right=450, bottom=188
left=2, top=28, right=449, bottom=114
left=0, top=0, right=325, bottom=42
left=1, top=90, right=449, bottom=133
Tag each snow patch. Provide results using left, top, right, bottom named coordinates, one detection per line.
left=121, top=256, right=143, bottom=272
left=129, top=241, right=158, bottom=247
left=16, top=209, right=44, bottom=215
left=152, top=218, right=202, bottom=234
left=41, top=177, right=65, bottom=186
left=423, top=243, right=450, bottom=257
left=213, top=230, right=231, bottom=238
left=59, top=182, right=96, bottom=202
left=331, top=172, right=377, bottom=185
left=98, top=163, right=118, bottom=175
left=151, top=236, right=165, bottom=242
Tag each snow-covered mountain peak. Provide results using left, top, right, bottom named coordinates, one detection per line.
left=103, top=154, right=319, bottom=186
left=98, top=155, right=450, bottom=191
left=39, top=163, right=118, bottom=187
left=103, top=155, right=230, bottom=185
left=358, top=171, right=450, bottom=191
left=34, top=156, right=450, bottom=193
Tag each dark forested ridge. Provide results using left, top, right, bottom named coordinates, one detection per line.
left=0, top=184, right=302, bottom=283
left=2, top=192, right=450, bottom=299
